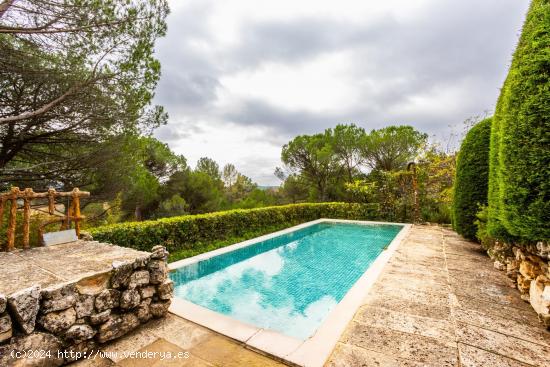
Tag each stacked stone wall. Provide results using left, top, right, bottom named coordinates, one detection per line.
left=0, top=245, right=173, bottom=366
left=487, top=240, right=550, bottom=328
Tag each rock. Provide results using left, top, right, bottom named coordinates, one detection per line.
left=42, top=295, right=76, bottom=315
left=517, top=274, right=531, bottom=294
left=39, top=307, right=76, bottom=334
left=128, top=270, right=150, bottom=289
left=139, top=286, right=155, bottom=299
left=157, top=280, right=173, bottom=301
left=535, top=241, right=550, bottom=260
left=111, top=261, right=134, bottom=289
left=65, top=324, right=96, bottom=343
left=148, top=260, right=167, bottom=284
left=89, top=310, right=111, bottom=325
left=76, top=273, right=110, bottom=296
left=0, top=313, right=12, bottom=333
left=135, top=298, right=152, bottom=323
left=41, top=283, right=77, bottom=313
left=0, top=313, right=12, bottom=343
left=95, top=289, right=120, bottom=312
left=513, top=247, right=526, bottom=261
left=506, top=259, right=520, bottom=280
left=520, top=257, right=544, bottom=280
left=75, top=294, right=95, bottom=318
left=63, top=340, right=97, bottom=363
left=150, top=301, right=170, bottom=318
left=493, top=260, right=506, bottom=271
left=8, top=285, right=40, bottom=334
left=529, top=275, right=550, bottom=327
left=120, top=289, right=140, bottom=310
left=0, top=332, right=64, bottom=367
left=0, top=328, right=12, bottom=344
left=0, top=294, right=6, bottom=313
left=133, top=255, right=150, bottom=269
left=150, top=246, right=169, bottom=260
left=79, top=231, right=93, bottom=241
left=96, top=313, right=139, bottom=343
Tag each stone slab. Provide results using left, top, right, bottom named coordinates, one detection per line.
left=43, top=229, right=78, bottom=246
left=0, top=241, right=148, bottom=295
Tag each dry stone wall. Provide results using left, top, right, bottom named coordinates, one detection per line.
left=0, top=245, right=173, bottom=366
left=487, top=240, right=550, bottom=328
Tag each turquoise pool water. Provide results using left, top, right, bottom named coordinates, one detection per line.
left=170, top=221, right=403, bottom=340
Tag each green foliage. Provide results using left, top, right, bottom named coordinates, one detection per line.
left=488, top=0, right=550, bottom=242
left=474, top=205, right=494, bottom=250
left=90, top=202, right=380, bottom=254
left=195, top=157, right=222, bottom=181
left=156, top=194, right=188, bottom=218
left=453, top=118, right=492, bottom=240
left=362, top=126, right=428, bottom=171
left=0, top=0, right=169, bottom=186
left=281, top=133, right=340, bottom=201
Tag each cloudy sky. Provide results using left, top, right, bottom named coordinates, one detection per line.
left=152, top=0, right=529, bottom=185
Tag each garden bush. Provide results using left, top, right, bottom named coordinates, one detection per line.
left=453, top=118, right=492, bottom=240
left=487, top=0, right=550, bottom=242
left=90, top=202, right=380, bottom=254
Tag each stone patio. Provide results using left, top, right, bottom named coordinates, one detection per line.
left=72, top=225, right=548, bottom=366
left=327, top=226, right=550, bottom=367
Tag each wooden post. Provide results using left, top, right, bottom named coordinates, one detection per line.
left=48, top=188, right=56, bottom=215
left=22, top=188, right=33, bottom=249
left=6, top=187, right=19, bottom=251
left=72, top=188, right=82, bottom=237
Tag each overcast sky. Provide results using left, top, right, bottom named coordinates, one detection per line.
left=152, top=0, right=529, bottom=185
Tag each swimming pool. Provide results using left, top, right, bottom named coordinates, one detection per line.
left=170, top=220, right=404, bottom=340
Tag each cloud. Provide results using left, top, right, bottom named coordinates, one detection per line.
left=152, top=0, right=530, bottom=184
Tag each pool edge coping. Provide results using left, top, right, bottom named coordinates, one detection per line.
left=168, top=219, right=412, bottom=367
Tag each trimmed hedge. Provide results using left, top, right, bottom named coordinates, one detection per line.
left=453, top=118, right=492, bottom=240
left=488, top=0, right=550, bottom=242
left=90, top=202, right=380, bottom=253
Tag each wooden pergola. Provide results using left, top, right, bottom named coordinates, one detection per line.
left=0, top=187, right=90, bottom=251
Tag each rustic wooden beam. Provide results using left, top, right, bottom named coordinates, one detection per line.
left=0, top=189, right=90, bottom=200
left=72, top=188, right=82, bottom=237
left=22, top=188, right=33, bottom=249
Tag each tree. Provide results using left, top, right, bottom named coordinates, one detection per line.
left=453, top=118, right=492, bottom=240
left=0, top=0, right=169, bottom=188
left=488, top=0, right=550, bottom=242
left=361, top=126, right=427, bottom=171
left=329, top=124, right=366, bottom=181
left=281, top=133, right=340, bottom=201
left=222, top=164, right=238, bottom=189
left=195, top=157, right=221, bottom=181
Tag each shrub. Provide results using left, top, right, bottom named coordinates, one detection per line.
left=487, top=0, right=550, bottom=242
left=90, top=202, right=380, bottom=254
left=452, top=118, right=492, bottom=240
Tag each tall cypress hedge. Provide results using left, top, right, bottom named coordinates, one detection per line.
left=453, top=118, right=492, bottom=240
left=488, top=0, right=550, bottom=242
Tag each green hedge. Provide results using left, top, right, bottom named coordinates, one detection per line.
left=488, top=0, right=550, bottom=242
left=90, top=202, right=381, bottom=253
left=453, top=118, right=492, bottom=240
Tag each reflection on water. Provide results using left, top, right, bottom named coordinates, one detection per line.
left=171, top=222, right=402, bottom=339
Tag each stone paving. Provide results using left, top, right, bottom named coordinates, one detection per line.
left=73, top=313, right=285, bottom=367
left=326, top=225, right=550, bottom=367
left=75, top=225, right=549, bottom=366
